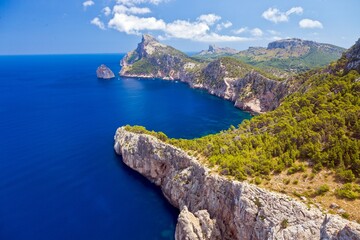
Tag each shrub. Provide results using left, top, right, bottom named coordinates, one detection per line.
left=337, top=169, right=356, bottom=183
left=281, top=219, right=289, bottom=229
left=254, top=177, right=262, bottom=185
left=283, top=179, right=290, bottom=185
left=287, top=164, right=306, bottom=175
left=315, top=184, right=330, bottom=196
left=335, top=183, right=360, bottom=200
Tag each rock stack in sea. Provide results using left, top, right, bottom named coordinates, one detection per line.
left=96, top=64, right=115, bottom=79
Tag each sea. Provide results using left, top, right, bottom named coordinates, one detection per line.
left=0, top=54, right=251, bottom=240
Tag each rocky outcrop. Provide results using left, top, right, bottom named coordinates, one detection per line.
left=233, top=71, right=290, bottom=113
left=175, top=207, right=221, bottom=240
left=114, top=127, right=360, bottom=240
left=96, top=64, right=115, bottom=79
left=120, top=34, right=193, bottom=80
left=267, top=38, right=344, bottom=56
left=345, top=38, right=360, bottom=73
left=181, top=59, right=293, bottom=113
left=196, top=45, right=238, bottom=57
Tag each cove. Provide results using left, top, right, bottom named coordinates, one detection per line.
left=0, top=54, right=251, bottom=240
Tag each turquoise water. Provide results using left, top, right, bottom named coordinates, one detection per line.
left=0, top=54, right=251, bottom=239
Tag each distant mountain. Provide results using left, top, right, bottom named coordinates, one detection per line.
left=192, top=38, right=345, bottom=75
left=235, top=38, right=346, bottom=73
left=193, top=45, right=238, bottom=60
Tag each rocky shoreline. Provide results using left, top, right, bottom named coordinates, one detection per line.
left=114, top=127, right=360, bottom=240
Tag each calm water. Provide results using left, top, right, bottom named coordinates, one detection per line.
left=0, top=54, right=251, bottom=240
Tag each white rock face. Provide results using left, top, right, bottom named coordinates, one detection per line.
left=114, top=127, right=360, bottom=240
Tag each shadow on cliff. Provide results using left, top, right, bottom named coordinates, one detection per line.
left=112, top=152, right=179, bottom=216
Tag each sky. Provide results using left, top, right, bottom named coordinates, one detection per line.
left=0, top=0, right=359, bottom=55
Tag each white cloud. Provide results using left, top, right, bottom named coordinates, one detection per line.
left=250, top=28, right=263, bottom=37
left=165, top=20, right=209, bottom=39
left=113, top=5, right=151, bottom=14
left=83, top=0, right=94, bottom=9
left=286, top=7, right=303, bottom=15
left=102, top=7, right=111, bottom=16
left=233, top=27, right=248, bottom=34
left=262, top=6, right=303, bottom=23
left=107, top=11, right=250, bottom=42
left=268, top=30, right=280, bottom=35
left=117, top=0, right=167, bottom=6
left=196, top=33, right=249, bottom=42
left=299, top=19, right=323, bottom=29
left=91, top=17, right=106, bottom=30
left=216, top=21, right=232, bottom=31
left=197, top=14, right=221, bottom=26
left=108, top=13, right=166, bottom=34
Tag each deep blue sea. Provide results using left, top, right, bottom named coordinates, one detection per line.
left=0, top=54, right=251, bottom=240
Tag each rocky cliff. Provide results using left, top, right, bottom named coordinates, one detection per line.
left=120, top=35, right=295, bottom=113
left=114, top=127, right=360, bottom=240
left=345, top=38, right=360, bottom=73
left=120, top=34, right=195, bottom=80
left=96, top=64, right=115, bottom=79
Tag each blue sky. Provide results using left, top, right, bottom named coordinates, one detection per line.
left=1, top=0, right=359, bottom=55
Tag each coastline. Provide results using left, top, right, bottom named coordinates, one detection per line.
left=119, top=72, right=262, bottom=116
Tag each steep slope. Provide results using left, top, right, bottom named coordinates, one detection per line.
left=120, top=34, right=199, bottom=80
left=114, top=127, right=360, bottom=240
left=120, top=35, right=297, bottom=113
left=167, top=38, right=360, bottom=221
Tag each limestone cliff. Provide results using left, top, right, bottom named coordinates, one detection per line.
left=120, top=34, right=195, bottom=80
left=345, top=38, right=360, bottom=73
left=114, top=127, right=360, bottom=240
left=120, top=35, right=295, bottom=113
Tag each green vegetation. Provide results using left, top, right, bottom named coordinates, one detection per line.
left=124, top=125, right=168, bottom=141
left=234, top=44, right=345, bottom=74
left=314, top=185, right=330, bottom=196
left=128, top=58, right=160, bottom=75
left=335, top=183, right=360, bottom=200
left=125, top=69, right=359, bottom=184
left=166, top=69, right=359, bottom=182
left=219, top=57, right=282, bottom=80
left=281, top=219, right=289, bottom=229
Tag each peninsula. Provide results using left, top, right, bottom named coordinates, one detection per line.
left=115, top=36, right=360, bottom=239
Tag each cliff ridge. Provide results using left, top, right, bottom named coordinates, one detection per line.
left=114, top=127, right=360, bottom=240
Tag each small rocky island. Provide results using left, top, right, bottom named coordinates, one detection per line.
left=96, top=64, right=115, bottom=79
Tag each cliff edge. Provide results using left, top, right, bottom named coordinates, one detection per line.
left=114, top=127, right=360, bottom=240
